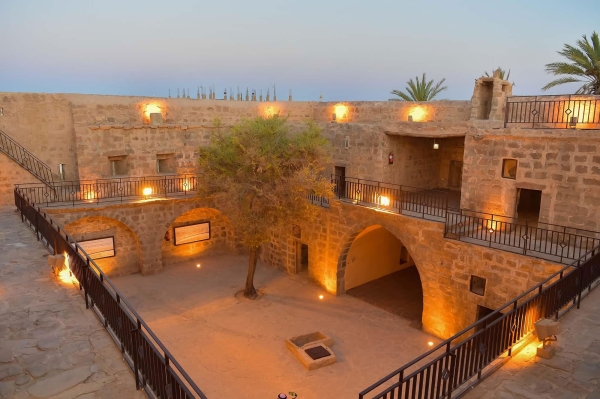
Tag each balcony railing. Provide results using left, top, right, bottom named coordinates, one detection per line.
left=359, top=245, right=600, bottom=399
left=504, top=95, right=600, bottom=129
left=15, top=188, right=208, bottom=399
left=16, top=174, right=201, bottom=207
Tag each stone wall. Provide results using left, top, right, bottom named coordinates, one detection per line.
left=45, top=198, right=240, bottom=275
left=461, top=128, right=600, bottom=231
left=259, top=200, right=562, bottom=339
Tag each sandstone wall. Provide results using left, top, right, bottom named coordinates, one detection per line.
left=461, top=128, right=600, bottom=231
left=63, top=216, right=141, bottom=277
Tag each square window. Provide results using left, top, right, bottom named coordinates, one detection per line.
left=502, top=159, right=517, bottom=179
left=108, top=156, right=128, bottom=176
left=470, top=275, right=487, bottom=296
left=156, top=154, right=176, bottom=174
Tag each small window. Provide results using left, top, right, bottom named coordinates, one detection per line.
left=502, top=159, right=518, bottom=179
left=344, top=136, right=349, bottom=149
left=109, top=156, right=128, bottom=176
left=156, top=154, right=176, bottom=174
left=470, top=275, right=487, bottom=296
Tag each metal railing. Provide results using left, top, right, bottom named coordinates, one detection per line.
left=504, top=95, right=600, bottom=129
left=359, top=245, right=600, bottom=399
left=1, top=129, right=54, bottom=186
left=332, top=175, right=452, bottom=222
left=445, top=210, right=600, bottom=264
left=16, top=174, right=201, bottom=207
left=15, top=188, right=208, bottom=399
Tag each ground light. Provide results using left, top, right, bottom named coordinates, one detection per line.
left=319, top=295, right=324, bottom=300
left=143, top=187, right=152, bottom=197
left=428, top=341, right=434, bottom=346
left=196, top=263, right=201, bottom=268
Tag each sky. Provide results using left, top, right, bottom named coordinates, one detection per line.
left=1, top=0, right=598, bottom=101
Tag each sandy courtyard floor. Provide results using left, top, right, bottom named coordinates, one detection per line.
left=112, top=254, right=439, bottom=399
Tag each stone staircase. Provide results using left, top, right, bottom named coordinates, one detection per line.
left=0, top=129, right=54, bottom=187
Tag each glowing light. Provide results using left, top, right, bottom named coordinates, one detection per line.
left=487, top=220, right=497, bottom=233
left=319, top=295, right=324, bottom=300
left=334, top=104, right=349, bottom=121
left=84, top=191, right=96, bottom=201
left=428, top=341, right=434, bottom=346
left=144, top=103, right=162, bottom=119
left=196, top=263, right=201, bottom=268
left=143, top=187, right=152, bottom=196
left=58, top=252, right=78, bottom=285
left=380, top=196, right=391, bottom=207
left=264, top=106, right=279, bottom=118
left=408, top=106, right=426, bottom=122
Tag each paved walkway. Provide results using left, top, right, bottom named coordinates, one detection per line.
left=112, top=255, right=440, bottom=399
left=465, top=286, right=600, bottom=399
left=0, top=208, right=142, bottom=399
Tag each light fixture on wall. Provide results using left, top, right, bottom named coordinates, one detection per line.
left=0, top=107, right=3, bottom=116
left=433, top=139, right=439, bottom=150
left=388, top=152, right=394, bottom=164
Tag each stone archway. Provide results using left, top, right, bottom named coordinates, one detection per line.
left=63, top=216, right=142, bottom=277
left=161, top=207, right=236, bottom=267
left=340, top=224, right=424, bottom=325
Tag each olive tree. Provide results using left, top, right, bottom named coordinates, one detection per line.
left=197, top=116, right=332, bottom=299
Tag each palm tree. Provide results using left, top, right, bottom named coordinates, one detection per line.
left=484, top=67, right=511, bottom=81
left=390, top=73, right=447, bottom=101
left=542, top=31, right=600, bottom=94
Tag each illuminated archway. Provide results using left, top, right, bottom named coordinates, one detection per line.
left=64, top=216, right=142, bottom=277
left=161, top=207, right=236, bottom=267
left=339, top=224, right=424, bottom=325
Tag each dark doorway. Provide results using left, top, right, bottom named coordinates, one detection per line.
left=476, top=305, right=502, bottom=332
left=296, top=242, right=309, bottom=273
left=448, top=161, right=463, bottom=189
left=516, top=188, right=542, bottom=223
left=334, top=166, right=346, bottom=198
left=346, top=267, right=423, bottom=327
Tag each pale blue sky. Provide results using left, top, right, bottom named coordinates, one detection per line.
left=1, top=0, right=598, bottom=100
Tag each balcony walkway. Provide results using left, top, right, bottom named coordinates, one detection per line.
left=0, top=208, right=141, bottom=399
left=464, top=285, right=600, bottom=399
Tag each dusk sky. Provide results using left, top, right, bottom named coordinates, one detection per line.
left=2, top=0, right=598, bottom=101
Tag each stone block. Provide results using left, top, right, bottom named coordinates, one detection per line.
left=536, top=343, right=555, bottom=359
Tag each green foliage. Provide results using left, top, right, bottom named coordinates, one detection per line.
left=389, top=73, right=447, bottom=101
left=197, top=116, right=333, bottom=249
left=542, top=31, right=600, bottom=94
left=484, top=67, right=511, bottom=81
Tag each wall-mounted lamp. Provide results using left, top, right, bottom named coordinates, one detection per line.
left=433, top=139, right=439, bottom=150
left=388, top=152, right=394, bottom=164
left=569, top=116, right=578, bottom=128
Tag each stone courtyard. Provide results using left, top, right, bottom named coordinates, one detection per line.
left=111, top=253, right=441, bottom=398
left=0, top=208, right=141, bottom=399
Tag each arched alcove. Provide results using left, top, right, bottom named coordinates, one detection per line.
left=64, top=216, right=142, bottom=277
left=161, top=207, right=235, bottom=267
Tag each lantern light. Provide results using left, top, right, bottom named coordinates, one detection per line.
left=143, top=187, right=152, bottom=197
left=433, top=139, right=439, bottom=150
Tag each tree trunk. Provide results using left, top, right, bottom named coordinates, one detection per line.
left=244, top=246, right=258, bottom=299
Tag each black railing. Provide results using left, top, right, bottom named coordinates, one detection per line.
left=16, top=174, right=200, bottom=207
left=1, top=129, right=54, bottom=186
left=15, top=188, right=208, bottom=399
left=332, top=175, right=452, bottom=222
left=359, top=245, right=600, bottom=399
left=445, top=210, right=600, bottom=264
left=504, top=95, right=600, bottom=129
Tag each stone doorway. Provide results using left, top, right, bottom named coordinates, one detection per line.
left=296, top=242, right=309, bottom=273
left=476, top=305, right=502, bottom=332
left=448, top=160, right=463, bottom=189
left=516, top=188, right=542, bottom=223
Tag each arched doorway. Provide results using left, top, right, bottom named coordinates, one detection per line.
left=344, top=225, right=423, bottom=325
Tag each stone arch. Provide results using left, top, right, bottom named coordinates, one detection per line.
left=160, top=207, right=236, bottom=267
left=63, top=216, right=142, bottom=277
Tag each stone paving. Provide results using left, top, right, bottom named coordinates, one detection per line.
left=112, top=254, right=441, bottom=399
left=0, top=208, right=143, bottom=399
left=465, top=286, right=600, bottom=399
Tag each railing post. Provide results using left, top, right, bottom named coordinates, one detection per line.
left=132, top=320, right=141, bottom=390
left=83, top=258, right=90, bottom=309
left=577, top=259, right=583, bottom=309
